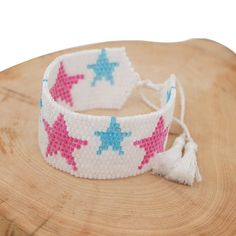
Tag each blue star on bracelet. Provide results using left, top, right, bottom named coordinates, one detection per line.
left=94, top=116, right=131, bottom=155
left=87, top=48, right=119, bottom=86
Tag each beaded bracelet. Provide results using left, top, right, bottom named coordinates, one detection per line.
left=38, top=47, right=201, bottom=185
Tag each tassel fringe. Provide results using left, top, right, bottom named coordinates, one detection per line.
left=152, top=135, right=202, bottom=186
left=139, top=75, right=202, bottom=186
left=152, top=134, right=185, bottom=176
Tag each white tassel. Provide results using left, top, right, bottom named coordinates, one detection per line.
left=166, top=141, right=202, bottom=186
left=138, top=75, right=202, bottom=186
left=152, top=134, right=185, bottom=177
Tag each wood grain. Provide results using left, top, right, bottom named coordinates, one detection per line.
left=0, top=40, right=235, bottom=236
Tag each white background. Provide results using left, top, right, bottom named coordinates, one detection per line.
left=0, top=0, right=235, bottom=71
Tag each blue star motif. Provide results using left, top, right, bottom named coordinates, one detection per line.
left=94, top=116, right=131, bottom=155
left=40, top=79, right=47, bottom=111
left=87, top=48, right=119, bottom=86
left=40, top=96, right=43, bottom=110
left=39, top=96, right=43, bottom=123
left=166, top=86, right=176, bottom=102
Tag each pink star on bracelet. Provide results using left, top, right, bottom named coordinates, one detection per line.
left=134, top=116, right=168, bottom=170
left=43, top=113, right=88, bottom=171
left=50, top=62, right=84, bottom=106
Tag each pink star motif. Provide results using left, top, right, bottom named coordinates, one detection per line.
left=133, top=116, right=169, bottom=170
left=43, top=113, right=88, bottom=171
left=50, top=62, right=84, bottom=106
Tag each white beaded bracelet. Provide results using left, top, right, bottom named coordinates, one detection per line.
left=38, top=47, right=201, bottom=185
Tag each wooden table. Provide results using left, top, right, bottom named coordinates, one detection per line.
left=0, top=40, right=235, bottom=235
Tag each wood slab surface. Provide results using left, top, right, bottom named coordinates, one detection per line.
left=0, top=40, right=235, bottom=235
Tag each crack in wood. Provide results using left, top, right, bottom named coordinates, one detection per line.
left=0, top=215, right=28, bottom=236
left=31, top=212, right=55, bottom=236
left=0, top=86, right=37, bottom=106
left=0, top=127, right=17, bottom=154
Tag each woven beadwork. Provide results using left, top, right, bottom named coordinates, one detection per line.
left=87, top=48, right=119, bottom=86
left=95, top=116, right=131, bottom=155
left=38, top=47, right=176, bottom=179
left=43, top=113, right=88, bottom=171
left=50, top=62, right=84, bottom=106
left=133, top=116, right=169, bottom=170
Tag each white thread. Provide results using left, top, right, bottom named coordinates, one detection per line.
left=139, top=75, right=202, bottom=185
left=138, top=75, right=195, bottom=144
